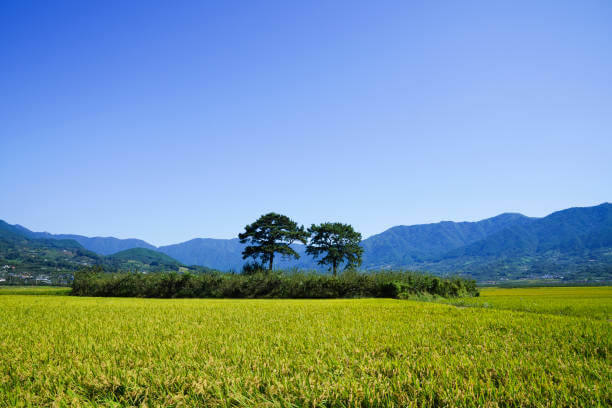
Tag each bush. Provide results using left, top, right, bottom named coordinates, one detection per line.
left=241, top=262, right=266, bottom=276
left=72, top=268, right=479, bottom=299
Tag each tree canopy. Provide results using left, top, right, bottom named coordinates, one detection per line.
left=306, top=222, right=363, bottom=276
left=238, top=213, right=309, bottom=270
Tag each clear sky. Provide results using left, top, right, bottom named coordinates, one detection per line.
left=1, top=1, right=611, bottom=246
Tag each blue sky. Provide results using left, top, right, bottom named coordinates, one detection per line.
left=1, top=1, right=611, bottom=246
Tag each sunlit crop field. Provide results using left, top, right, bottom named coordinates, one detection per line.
left=0, top=286, right=71, bottom=296
left=440, top=286, right=612, bottom=320
left=0, top=289, right=610, bottom=407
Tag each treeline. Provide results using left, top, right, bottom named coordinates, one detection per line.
left=72, top=268, right=478, bottom=299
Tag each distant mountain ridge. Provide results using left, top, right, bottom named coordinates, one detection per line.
left=361, top=212, right=533, bottom=267
left=158, top=238, right=245, bottom=271
left=12, top=226, right=156, bottom=255
left=2, top=203, right=611, bottom=281
left=0, top=221, right=203, bottom=277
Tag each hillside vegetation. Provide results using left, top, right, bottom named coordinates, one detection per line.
left=105, top=248, right=184, bottom=271
left=0, top=222, right=197, bottom=284
left=362, top=203, right=612, bottom=281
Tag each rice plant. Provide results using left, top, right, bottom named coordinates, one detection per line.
left=0, top=288, right=610, bottom=407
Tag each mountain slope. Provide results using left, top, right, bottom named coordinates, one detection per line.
left=0, top=222, right=187, bottom=276
left=442, top=203, right=611, bottom=259
left=377, top=203, right=612, bottom=281
left=0, top=221, right=101, bottom=277
left=158, top=238, right=246, bottom=271
left=157, top=239, right=316, bottom=271
left=361, top=213, right=532, bottom=267
left=105, top=248, right=184, bottom=272
left=12, top=225, right=156, bottom=255
left=0, top=220, right=33, bottom=241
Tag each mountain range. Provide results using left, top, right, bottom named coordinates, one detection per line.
left=0, top=221, right=208, bottom=279
left=1, top=203, right=611, bottom=282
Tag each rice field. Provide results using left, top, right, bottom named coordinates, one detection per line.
left=0, top=286, right=71, bottom=296
left=0, top=287, right=610, bottom=407
left=439, top=286, right=612, bottom=320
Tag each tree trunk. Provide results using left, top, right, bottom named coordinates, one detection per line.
left=268, top=254, right=274, bottom=271
left=332, top=260, right=337, bottom=277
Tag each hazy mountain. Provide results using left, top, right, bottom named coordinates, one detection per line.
left=10, top=225, right=156, bottom=255
left=367, top=203, right=612, bottom=281
left=0, top=221, right=101, bottom=276
left=360, top=213, right=533, bottom=267
left=445, top=203, right=611, bottom=258
left=158, top=238, right=245, bottom=271
left=158, top=240, right=312, bottom=271
left=0, top=220, right=31, bottom=241
left=134, top=203, right=612, bottom=279
left=0, top=223, right=187, bottom=275
left=2, top=203, right=610, bottom=281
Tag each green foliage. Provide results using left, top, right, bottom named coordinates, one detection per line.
left=0, top=222, right=201, bottom=280
left=71, top=269, right=478, bottom=299
left=240, top=261, right=266, bottom=275
left=238, top=213, right=309, bottom=270
left=0, top=231, right=101, bottom=279
left=105, top=247, right=183, bottom=272
left=306, top=222, right=363, bottom=276
left=0, top=286, right=71, bottom=296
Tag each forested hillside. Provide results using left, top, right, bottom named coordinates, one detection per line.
left=0, top=222, right=195, bottom=284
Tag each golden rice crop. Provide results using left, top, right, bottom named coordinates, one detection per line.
left=0, top=288, right=610, bottom=407
left=439, top=286, right=612, bottom=320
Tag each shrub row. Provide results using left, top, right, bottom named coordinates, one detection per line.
left=72, top=268, right=478, bottom=299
